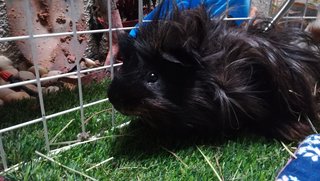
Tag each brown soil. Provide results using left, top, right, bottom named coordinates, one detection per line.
left=60, top=36, right=72, bottom=43
left=56, top=15, right=66, bottom=24
left=36, top=0, right=52, bottom=32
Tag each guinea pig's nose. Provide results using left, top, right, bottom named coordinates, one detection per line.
left=108, top=92, right=123, bottom=109
left=107, top=87, right=117, bottom=105
left=107, top=82, right=124, bottom=107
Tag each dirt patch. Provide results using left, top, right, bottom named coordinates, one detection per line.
left=37, top=11, right=49, bottom=25
left=36, top=0, right=52, bottom=32
left=61, top=48, right=75, bottom=64
left=78, top=34, right=86, bottom=44
left=56, top=15, right=66, bottom=24
left=66, top=55, right=76, bottom=63
left=60, top=36, right=72, bottom=43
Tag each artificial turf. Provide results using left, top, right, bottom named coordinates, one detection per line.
left=0, top=79, right=293, bottom=180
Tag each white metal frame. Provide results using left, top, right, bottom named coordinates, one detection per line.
left=0, top=0, right=317, bottom=172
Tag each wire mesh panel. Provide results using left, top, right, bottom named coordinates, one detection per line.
left=0, top=0, right=319, bottom=178
left=0, top=0, right=125, bottom=172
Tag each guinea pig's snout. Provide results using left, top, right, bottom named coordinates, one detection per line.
left=107, top=79, right=139, bottom=114
left=107, top=82, right=123, bottom=108
left=108, top=92, right=124, bottom=108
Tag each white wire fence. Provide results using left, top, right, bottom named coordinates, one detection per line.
left=0, top=0, right=318, bottom=172
left=0, top=0, right=126, bottom=171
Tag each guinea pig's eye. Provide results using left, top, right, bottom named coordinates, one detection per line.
left=147, top=72, right=158, bottom=83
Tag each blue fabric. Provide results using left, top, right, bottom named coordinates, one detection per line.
left=129, top=0, right=250, bottom=37
left=277, top=134, right=320, bottom=181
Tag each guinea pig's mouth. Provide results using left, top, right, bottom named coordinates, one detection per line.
left=114, top=106, right=145, bottom=116
left=110, top=99, right=154, bottom=116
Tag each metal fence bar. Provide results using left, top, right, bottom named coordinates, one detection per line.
left=269, top=0, right=275, bottom=16
left=0, top=27, right=134, bottom=42
left=2, top=13, right=317, bottom=43
left=104, top=1, right=115, bottom=133
left=300, top=0, right=310, bottom=29
left=25, top=0, right=50, bottom=152
left=83, top=98, right=109, bottom=108
left=107, top=0, right=115, bottom=128
left=0, top=134, right=8, bottom=170
left=69, top=0, right=86, bottom=134
left=138, top=0, right=143, bottom=24
left=0, top=63, right=123, bottom=90
left=226, top=0, right=230, bottom=17
left=264, top=0, right=295, bottom=32
left=0, top=98, right=108, bottom=135
left=107, top=0, right=114, bottom=80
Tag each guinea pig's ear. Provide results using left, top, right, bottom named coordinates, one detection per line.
left=160, top=24, right=202, bottom=68
left=161, top=49, right=202, bottom=68
left=117, top=31, right=135, bottom=61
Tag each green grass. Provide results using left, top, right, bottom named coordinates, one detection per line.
left=0, top=78, right=293, bottom=180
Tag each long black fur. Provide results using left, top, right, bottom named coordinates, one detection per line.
left=108, top=4, right=320, bottom=141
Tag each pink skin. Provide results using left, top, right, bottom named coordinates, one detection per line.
left=104, top=10, right=123, bottom=66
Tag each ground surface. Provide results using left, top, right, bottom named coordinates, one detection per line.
left=0, top=80, right=294, bottom=180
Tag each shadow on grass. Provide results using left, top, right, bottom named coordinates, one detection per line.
left=110, top=119, right=272, bottom=159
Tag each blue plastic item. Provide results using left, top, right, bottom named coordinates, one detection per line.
left=129, top=0, right=250, bottom=37
left=277, top=134, right=320, bottom=181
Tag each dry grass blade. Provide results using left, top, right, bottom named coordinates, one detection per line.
left=84, top=109, right=112, bottom=125
left=35, top=151, right=98, bottom=181
left=280, top=141, right=297, bottom=159
left=313, top=82, right=318, bottom=96
left=231, top=161, right=243, bottom=180
left=215, top=154, right=223, bottom=179
left=117, top=164, right=157, bottom=170
left=49, top=135, right=115, bottom=155
left=0, top=162, right=23, bottom=175
left=86, top=157, right=114, bottom=171
left=161, top=146, right=189, bottom=168
left=50, top=119, right=75, bottom=144
left=50, top=140, right=80, bottom=146
left=305, top=116, right=318, bottom=134
left=197, top=146, right=224, bottom=181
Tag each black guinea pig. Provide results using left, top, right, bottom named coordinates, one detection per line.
left=107, top=5, right=320, bottom=141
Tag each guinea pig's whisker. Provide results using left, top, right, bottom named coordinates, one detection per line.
left=288, top=90, right=302, bottom=97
